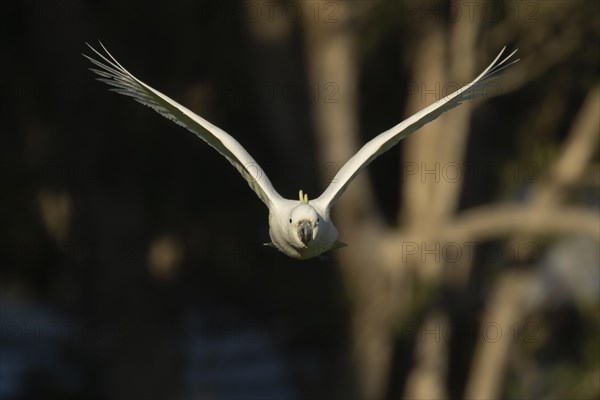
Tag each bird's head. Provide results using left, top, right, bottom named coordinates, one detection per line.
left=289, top=191, right=320, bottom=247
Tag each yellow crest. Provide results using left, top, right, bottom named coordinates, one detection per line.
left=298, top=190, right=309, bottom=203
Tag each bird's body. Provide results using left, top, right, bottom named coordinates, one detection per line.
left=84, top=43, right=518, bottom=259
left=266, top=194, right=339, bottom=259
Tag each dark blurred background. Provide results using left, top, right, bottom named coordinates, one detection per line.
left=2, top=1, right=599, bottom=399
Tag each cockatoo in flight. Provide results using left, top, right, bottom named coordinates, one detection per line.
left=84, top=43, right=518, bottom=259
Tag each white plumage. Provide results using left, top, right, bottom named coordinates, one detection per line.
left=84, top=43, right=518, bottom=259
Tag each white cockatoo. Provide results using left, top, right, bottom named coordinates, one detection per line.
left=84, top=43, right=518, bottom=259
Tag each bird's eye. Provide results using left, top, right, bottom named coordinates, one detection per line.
left=289, top=218, right=292, bottom=223
left=317, top=218, right=320, bottom=223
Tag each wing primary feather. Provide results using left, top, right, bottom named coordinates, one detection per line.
left=85, top=42, right=128, bottom=75
left=82, top=54, right=129, bottom=80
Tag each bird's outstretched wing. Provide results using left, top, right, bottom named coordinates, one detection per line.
left=313, top=47, right=519, bottom=213
left=83, top=42, right=282, bottom=208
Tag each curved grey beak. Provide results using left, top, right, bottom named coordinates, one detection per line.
left=298, top=221, right=312, bottom=245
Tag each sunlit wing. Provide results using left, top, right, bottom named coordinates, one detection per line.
left=84, top=42, right=283, bottom=208
left=313, top=47, right=519, bottom=213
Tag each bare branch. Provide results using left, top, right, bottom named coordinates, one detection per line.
left=443, top=204, right=600, bottom=243
left=381, top=203, right=599, bottom=270
left=464, top=270, right=536, bottom=400
left=404, top=311, right=450, bottom=400
left=531, top=85, right=600, bottom=207
left=400, top=29, right=446, bottom=229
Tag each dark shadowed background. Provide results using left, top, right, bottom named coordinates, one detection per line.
left=2, top=1, right=599, bottom=399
